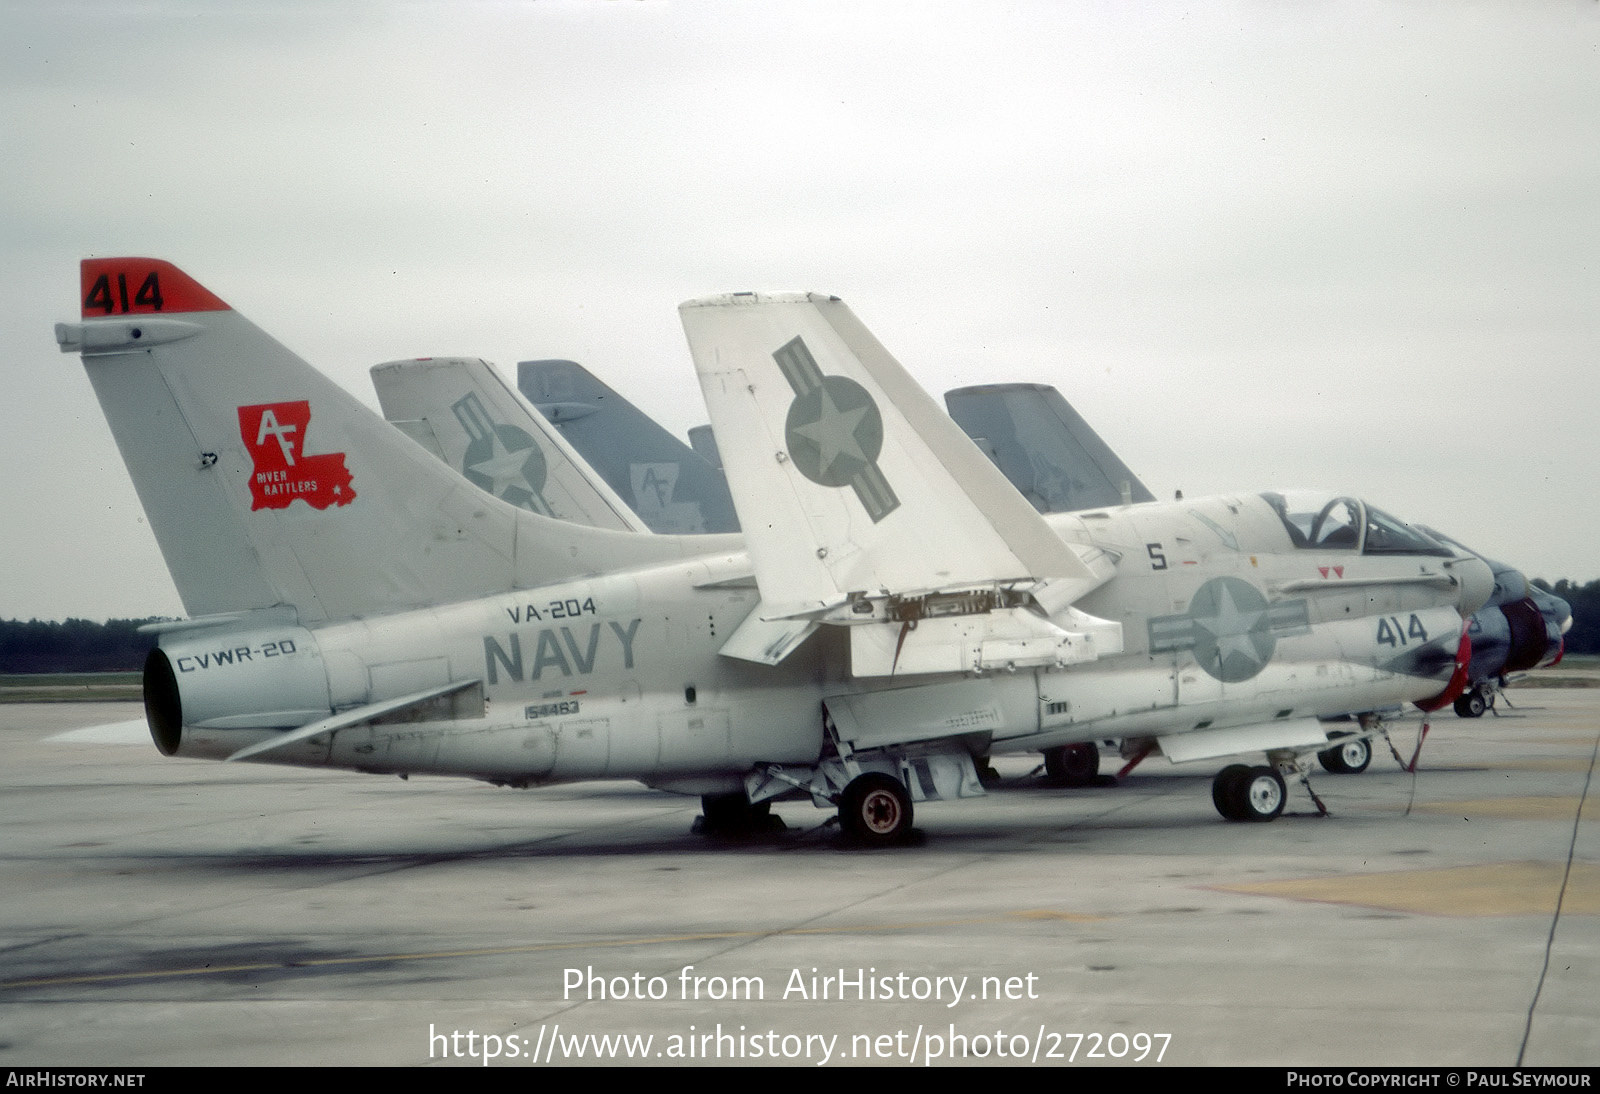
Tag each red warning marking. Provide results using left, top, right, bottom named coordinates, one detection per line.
left=80, top=258, right=229, bottom=317
left=1316, top=566, right=1346, bottom=579
left=238, top=402, right=356, bottom=512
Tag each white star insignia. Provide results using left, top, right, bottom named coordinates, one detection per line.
left=793, top=385, right=871, bottom=478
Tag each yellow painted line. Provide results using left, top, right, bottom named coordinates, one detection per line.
left=0, top=909, right=1107, bottom=991
left=1214, top=861, right=1600, bottom=917
left=1409, top=795, right=1600, bottom=820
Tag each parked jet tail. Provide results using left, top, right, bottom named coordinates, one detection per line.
left=371, top=356, right=650, bottom=533
left=517, top=359, right=741, bottom=534
left=57, top=259, right=724, bottom=626
left=944, top=383, right=1157, bottom=513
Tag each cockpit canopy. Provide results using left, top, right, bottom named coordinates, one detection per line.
left=1261, top=491, right=1454, bottom=557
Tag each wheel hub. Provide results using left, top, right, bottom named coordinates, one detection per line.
left=862, top=789, right=902, bottom=834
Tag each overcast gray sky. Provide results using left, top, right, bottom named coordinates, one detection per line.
left=3, top=0, right=1597, bottom=622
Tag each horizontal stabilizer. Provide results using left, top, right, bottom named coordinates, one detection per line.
left=226, top=678, right=482, bottom=763
left=718, top=604, right=820, bottom=666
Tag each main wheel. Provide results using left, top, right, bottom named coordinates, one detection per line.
left=839, top=773, right=913, bottom=846
left=1454, top=688, right=1488, bottom=718
left=1043, top=743, right=1101, bottom=785
left=1212, top=764, right=1253, bottom=820
left=699, top=792, right=773, bottom=834
left=1317, top=736, right=1371, bottom=775
left=1228, top=766, right=1286, bottom=822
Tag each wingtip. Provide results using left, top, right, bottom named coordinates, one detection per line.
left=678, top=290, right=839, bottom=311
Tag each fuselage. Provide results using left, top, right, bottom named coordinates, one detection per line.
left=149, top=490, right=1487, bottom=790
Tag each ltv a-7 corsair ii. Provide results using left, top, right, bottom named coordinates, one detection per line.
left=57, top=259, right=1494, bottom=843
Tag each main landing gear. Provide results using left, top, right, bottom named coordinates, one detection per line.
left=697, top=792, right=784, bottom=836
left=1211, top=764, right=1287, bottom=822
left=1042, top=742, right=1101, bottom=786
left=1316, top=734, right=1372, bottom=775
left=1211, top=744, right=1333, bottom=822
left=838, top=772, right=915, bottom=847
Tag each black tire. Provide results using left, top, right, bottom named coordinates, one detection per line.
left=699, top=792, right=772, bottom=834
left=1231, top=766, right=1286, bottom=822
left=1454, top=689, right=1487, bottom=718
left=1317, top=736, right=1371, bottom=775
left=1212, top=764, right=1253, bottom=820
left=839, top=773, right=913, bottom=846
left=1043, top=743, right=1100, bottom=786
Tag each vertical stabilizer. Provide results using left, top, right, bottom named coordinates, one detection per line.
left=57, top=259, right=712, bottom=624
left=518, top=359, right=740, bottom=534
left=371, top=356, right=649, bottom=533
left=945, top=383, right=1156, bottom=512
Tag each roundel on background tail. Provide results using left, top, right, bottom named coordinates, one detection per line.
left=463, top=422, right=549, bottom=509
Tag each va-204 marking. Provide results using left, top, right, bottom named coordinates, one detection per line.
left=55, top=259, right=1496, bottom=844
left=505, top=598, right=598, bottom=624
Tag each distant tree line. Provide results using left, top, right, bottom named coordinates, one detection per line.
left=2, top=584, right=1596, bottom=674
left=0, top=618, right=166, bottom=673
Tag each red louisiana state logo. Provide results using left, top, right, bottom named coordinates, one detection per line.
left=237, top=401, right=356, bottom=511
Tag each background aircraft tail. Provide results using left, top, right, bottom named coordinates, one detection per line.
left=517, top=359, right=741, bottom=534
left=371, top=356, right=650, bottom=533
left=58, top=258, right=713, bottom=625
left=944, top=383, right=1156, bottom=512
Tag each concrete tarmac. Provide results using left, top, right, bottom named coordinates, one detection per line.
left=1, top=692, right=1595, bottom=1067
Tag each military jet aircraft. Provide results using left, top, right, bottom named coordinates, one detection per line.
left=57, top=259, right=1494, bottom=844
left=1416, top=529, right=1570, bottom=717
left=946, top=384, right=1571, bottom=751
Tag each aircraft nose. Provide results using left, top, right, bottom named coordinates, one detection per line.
left=1450, top=554, right=1495, bottom=617
left=1538, top=588, right=1573, bottom=635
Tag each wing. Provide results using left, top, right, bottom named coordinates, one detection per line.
left=680, top=291, right=1121, bottom=676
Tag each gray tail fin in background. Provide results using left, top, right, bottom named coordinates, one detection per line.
left=518, top=359, right=740, bottom=534
left=944, top=383, right=1156, bottom=512
left=371, top=356, right=650, bottom=533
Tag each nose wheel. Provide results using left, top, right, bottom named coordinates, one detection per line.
left=1453, top=685, right=1491, bottom=718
